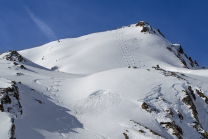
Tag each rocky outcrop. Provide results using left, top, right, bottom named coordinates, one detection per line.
left=167, top=44, right=199, bottom=68
left=4, top=50, right=26, bottom=62
left=136, top=21, right=165, bottom=38
left=0, top=81, right=22, bottom=139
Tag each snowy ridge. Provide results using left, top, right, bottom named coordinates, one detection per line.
left=0, top=21, right=208, bottom=139
left=19, top=21, right=199, bottom=75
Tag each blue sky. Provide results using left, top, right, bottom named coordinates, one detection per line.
left=0, top=0, right=208, bottom=67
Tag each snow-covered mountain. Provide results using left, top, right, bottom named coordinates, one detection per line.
left=0, top=21, right=208, bottom=139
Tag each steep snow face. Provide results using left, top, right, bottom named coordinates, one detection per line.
left=19, top=21, right=191, bottom=75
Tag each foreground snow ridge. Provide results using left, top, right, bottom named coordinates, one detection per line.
left=0, top=21, right=208, bottom=139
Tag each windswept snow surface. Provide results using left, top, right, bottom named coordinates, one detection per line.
left=0, top=22, right=208, bottom=139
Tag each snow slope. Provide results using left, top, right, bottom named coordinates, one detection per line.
left=0, top=21, right=207, bottom=139
left=19, top=21, right=198, bottom=75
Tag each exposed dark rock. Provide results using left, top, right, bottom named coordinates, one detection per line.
left=177, top=111, right=183, bottom=120
left=189, top=57, right=194, bottom=67
left=139, top=130, right=145, bottom=133
left=35, top=99, right=43, bottom=104
left=130, top=120, right=163, bottom=137
left=166, top=108, right=174, bottom=117
left=20, top=65, right=26, bottom=69
left=157, top=97, right=165, bottom=101
left=201, top=131, right=208, bottom=138
left=141, top=27, right=149, bottom=33
left=10, top=118, right=16, bottom=139
left=181, top=89, right=208, bottom=138
left=188, top=86, right=196, bottom=100
left=185, top=54, right=188, bottom=59
left=181, top=59, right=187, bottom=68
left=51, top=66, right=58, bottom=71
left=123, top=133, right=129, bottom=139
left=0, top=82, right=22, bottom=139
left=171, top=44, right=184, bottom=54
left=192, top=121, right=208, bottom=138
left=141, top=102, right=158, bottom=113
left=169, top=44, right=199, bottom=68
left=16, top=73, right=24, bottom=76
left=136, top=21, right=145, bottom=27
left=182, top=90, right=198, bottom=121
left=3, top=94, right=12, bottom=104
left=194, top=60, right=199, bottom=67
left=152, top=65, right=186, bottom=80
left=115, top=27, right=122, bottom=30
left=189, top=57, right=193, bottom=62
left=167, top=47, right=172, bottom=51
left=13, top=62, right=19, bottom=65
left=178, top=45, right=184, bottom=54
left=0, top=83, right=22, bottom=114
left=196, top=89, right=208, bottom=104
left=141, top=102, right=149, bottom=109
left=157, top=29, right=165, bottom=38
left=5, top=50, right=26, bottom=62
left=0, top=101, right=4, bottom=112
left=11, top=81, right=16, bottom=85
left=150, top=26, right=153, bottom=31
left=6, top=87, right=15, bottom=92
left=160, top=121, right=183, bottom=139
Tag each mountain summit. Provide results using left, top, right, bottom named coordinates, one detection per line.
left=19, top=21, right=198, bottom=75
left=0, top=21, right=207, bottom=139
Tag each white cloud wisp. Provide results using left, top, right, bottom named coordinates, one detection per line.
left=25, top=7, right=57, bottom=41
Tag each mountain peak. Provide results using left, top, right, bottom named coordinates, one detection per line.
left=18, top=21, right=200, bottom=75
left=0, top=21, right=207, bottom=139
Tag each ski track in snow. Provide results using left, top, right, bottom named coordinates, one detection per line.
left=114, top=31, right=148, bottom=69
left=137, top=83, right=162, bottom=102
left=34, top=78, right=76, bottom=138
left=114, top=31, right=138, bottom=68
left=34, top=78, right=108, bottom=139
left=122, top=30, right=155, bottom=68
left=120, top=32, right=136, bottom=67
left=114, top=32, right=130, bottom=67
left=1, top=23, right=208, bottom=139
left=45, top=78, right=115, bottom=138
left=56, top=108, right=74, bottom=139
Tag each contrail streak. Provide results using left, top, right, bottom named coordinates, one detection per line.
left=25, top=7, right=57, bottom=41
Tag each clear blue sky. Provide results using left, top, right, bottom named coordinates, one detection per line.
left=0, top=0, right=208, bottom=67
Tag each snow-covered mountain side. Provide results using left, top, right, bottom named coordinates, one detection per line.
left=19, top=21, right=198, bottom=75
left=0, top=21, right=208, bottom=139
